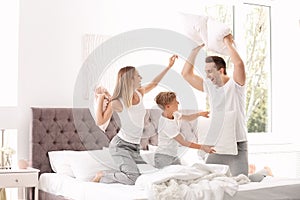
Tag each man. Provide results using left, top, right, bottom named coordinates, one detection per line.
left=181, top=34, right=248, bottom=176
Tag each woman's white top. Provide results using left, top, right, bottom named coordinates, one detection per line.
left=116, top=90, right=146, bottom=144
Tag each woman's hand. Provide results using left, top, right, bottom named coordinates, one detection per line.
left=168, top=54, right=178, bottom=68
left=95, top=86, right=111, bottom=100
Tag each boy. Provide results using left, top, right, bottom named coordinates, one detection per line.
left=154, top=91, right=215, bottom=168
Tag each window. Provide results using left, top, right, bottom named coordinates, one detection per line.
left=203, top=3, right=271, bottom=133
left=243, top=4, right=271, bottom=133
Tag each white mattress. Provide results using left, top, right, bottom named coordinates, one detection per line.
left=225, top=176, right=300, bottom=200
left=39, top=173, right=148, bottom=200
left=39, top=173, right=300, bottom=200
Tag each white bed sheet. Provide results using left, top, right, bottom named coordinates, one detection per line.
left=39, top=173, right=148, bottom=200
left=224, top=176, right=300, bottom=200
left=39, top=173, right=300, bottom=200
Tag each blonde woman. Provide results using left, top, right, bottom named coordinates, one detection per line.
left=93, top=55, right=178, bottom=185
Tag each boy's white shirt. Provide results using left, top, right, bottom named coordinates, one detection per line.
left=155, top=111, right=183, bottom=157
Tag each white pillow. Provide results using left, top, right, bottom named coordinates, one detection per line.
left=196, top=117, right=212, bottom=160
left=179, top=12, right=232, bottom=55
left=213, top=111, right=237, bottom=155
left=147, top=144, right=158, bottom=152
left=206, top=17, right=231, bottom=55
left=49, top=148, right=158, bottom=181
left=197, top=117, right=211, bottom=144
left=137, top=164, right=159, bottom=174
left=177, top=146, right=205, bottom=166
left=179, top=12, right=208, bottom=46
left=205, top=164, right=230, bottom=176
left=68, top=148, right=117, bottom=181
left=70, top=149, right=158, bottom=179
left=48, top=151, right=75, bottom=177
left=49, top=148, right=117, bottom=181
left=140, top=150, right=155, bottom=167
left=199, top=111, right=237, bottom=155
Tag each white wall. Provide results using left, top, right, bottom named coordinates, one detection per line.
left=18, top=0, right=300, bottom=166
left=18, top=0, right=185, bottom=160
left=271, top=1, right=300, bottom=142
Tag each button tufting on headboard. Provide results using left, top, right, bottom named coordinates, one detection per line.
left=31, top=107, right=111, bottom=175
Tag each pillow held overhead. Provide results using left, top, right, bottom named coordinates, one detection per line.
left=206, top=17, right=231, bottom=55
left=179, top=12, right=232, bottom=55
left=179, top=12, right=208, bottom=46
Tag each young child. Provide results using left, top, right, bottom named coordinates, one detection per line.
left=154, top=91, right=215, bottom=169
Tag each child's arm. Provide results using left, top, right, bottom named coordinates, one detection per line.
left=181, top=111, right=209, bottom=121
left=173, top=134, right=215, bottom=153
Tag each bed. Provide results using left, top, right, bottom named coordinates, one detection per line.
left=30, top=107, right=300, bottom=200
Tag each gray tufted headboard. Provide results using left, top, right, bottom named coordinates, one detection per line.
left=30, top=107, right=199, bottom=175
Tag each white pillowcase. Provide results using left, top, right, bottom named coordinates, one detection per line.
left=140, top=150, right=155, bottom=167
left=178, top=147, right=205, bottom=166
left=179, top=12, right=232, bottom=55
left=69, top=149, right=117, bottom=181
left=48, top=151, right=75, bottom=177
left=213, top=111, right=237, bottom=155
left=206, top=17, right=231, bottom=55
left=137, top=164, right=159, bottom=174
left=49, top=148, right=158, bottom=181
left=48, top=148, right=116, bottom=181
left=198, top=111, right=237, bottom=155
left=179, top=12, right=208, bottom=46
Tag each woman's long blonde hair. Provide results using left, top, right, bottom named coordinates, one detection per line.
left=111, top=66, right=136, bottom=108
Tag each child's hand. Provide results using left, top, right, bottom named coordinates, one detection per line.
left=199, top=111, right=210, bottom=118
left=200, top=145, right=215, bottom=154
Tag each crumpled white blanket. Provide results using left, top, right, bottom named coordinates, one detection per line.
left=135, top=163, right=250, bottom=200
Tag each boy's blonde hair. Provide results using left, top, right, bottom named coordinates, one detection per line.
left=155, top=92, right=176, bottom=110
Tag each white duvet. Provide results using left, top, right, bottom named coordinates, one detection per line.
left=39, top=163, right=249, bottom=200
left=135, top=163, right=250, bottom=200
